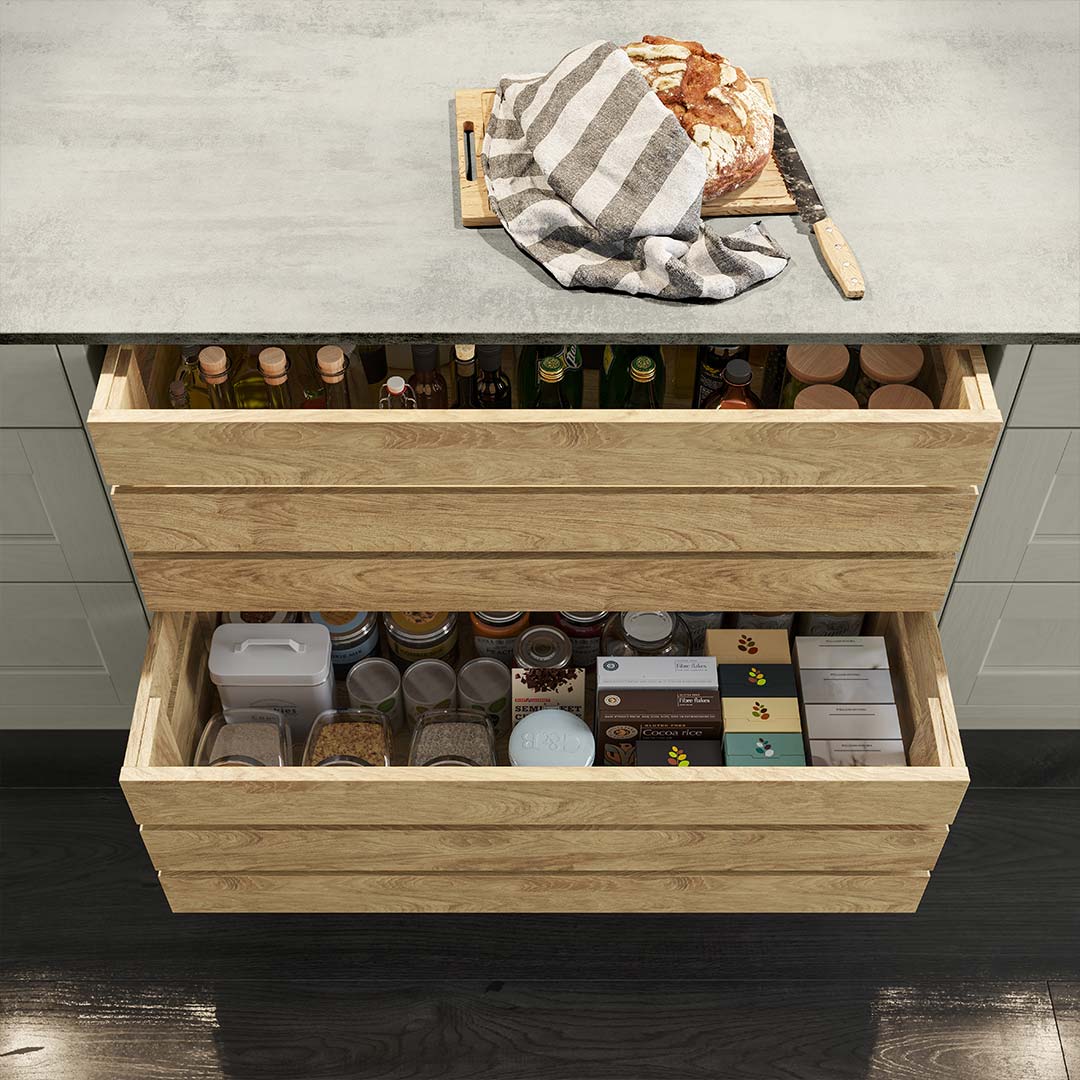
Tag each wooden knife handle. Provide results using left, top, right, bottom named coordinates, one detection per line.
left=812, top=217, right=865, bottom=299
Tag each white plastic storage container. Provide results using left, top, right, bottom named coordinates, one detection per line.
left=208, top=623, right=334, bottom=745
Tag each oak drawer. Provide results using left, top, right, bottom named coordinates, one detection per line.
left=88, top=344, right=999, bottom=613
left=122, top=610, right=967, bottom=914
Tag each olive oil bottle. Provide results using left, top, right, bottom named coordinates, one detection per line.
left=601, top=345, right=665, bottom=407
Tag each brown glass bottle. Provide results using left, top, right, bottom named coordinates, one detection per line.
left=702, top=358, right=762, bottom=409
left=409, top=344, right=448, bottom=408
left=474, top=344, right=512, bottom=408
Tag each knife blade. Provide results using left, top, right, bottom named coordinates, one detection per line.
left=772, top=114, right=865, bottom=299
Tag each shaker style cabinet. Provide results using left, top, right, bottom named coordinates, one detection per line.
left=86, top=342, right=1000, bottom=914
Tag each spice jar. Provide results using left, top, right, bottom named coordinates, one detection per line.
left=303, top=610, right=379, bottom=679
left=193, top=709, right=291, bottom=767
left=223, top=611, right=298, bottom=625
left=553, top=612, right=609, bottom=668
left=793, top=384, right=860, bottom=410
left=408, top=708, right=497, bottom=766
left=513, top=625, right=573, bottom=669
left=868, top=384, right=934, bottom=409
left=509, top=708, right=594, bottom=766
left=469, top=611, right=530, bottom=664
left=854, top=344, right=924, bottom=405
left=384, top=611, right=458, bottom=671
left=303, top=708, right=391, bottom=766
left=779, top=344, right=853, bottom=407
left=600, top=611, right=691, bottom=657
left=733, top=611, right=795, bottom=632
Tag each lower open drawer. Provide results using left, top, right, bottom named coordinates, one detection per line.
left=121, top=611, right=968, bottom=914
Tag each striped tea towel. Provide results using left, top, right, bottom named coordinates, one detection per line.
left=482, top=40, right=790, bottom=300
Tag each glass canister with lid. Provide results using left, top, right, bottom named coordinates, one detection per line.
left=779, top=344, right=853, bottom=407
left=384, top=611, right=459, bottom=671
left=469, top=611, right=530, bottom=663
left=302, top=708, right=391, bottom=766
left=513, top=625, right=573, bottom=670
left=302, top=610, right=379, bottom=680
left=408, top=708, right=497, bottom=766
left=678, top=612, right=727, bottom=654
left=553, top=611, right=609, bottom=668
left=854, top=344, right=925, bottom=406
left=193, top=709, right=292, bottom=767
left=600, top=611, right=692, bottom=657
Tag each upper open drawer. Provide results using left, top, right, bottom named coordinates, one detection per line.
left=89, top=344, right=1000, bottom=489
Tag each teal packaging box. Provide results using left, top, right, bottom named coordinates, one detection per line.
left=726, top=753, right=807, bottom=767
left=723, top=731, right=806, bottom=763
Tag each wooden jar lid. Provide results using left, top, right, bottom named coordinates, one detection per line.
left=794, top=384, right=860, bottom=409
left=785, top=344, right=850, bottom=384
left=859, top=344, right=924, bottom=384
left=868, top=384, right=934, bottom=409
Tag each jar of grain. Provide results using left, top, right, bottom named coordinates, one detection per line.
left=193, top=709, right=292, bottom=767
left=408, top=709, right=497, bottom=767
left=302, top=708, right=391, bottom=766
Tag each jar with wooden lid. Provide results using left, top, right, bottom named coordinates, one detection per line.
left=854, top=344, right=925, bottom=405
left=384, top=611, right=458, bottom=671
left=793, top=384, right=860, bottom=410
left=868, top=384, right=934, bottom=409
left=470, top=611, right=530, bottom=664
left=780, top=344, right=853, bottom=408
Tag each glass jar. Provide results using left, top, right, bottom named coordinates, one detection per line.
left=678, top=612, right=727, bottom=654
left=509, top=708, right=595, bottom=766
left=854, top=344, right=924, bottom=405
left=554, top=611, right=609, bottom=668
left=303, top=708, right=391, bottom=766
left=600, top=611, right=691, bottom=657
left=733, top=611, right=795, bottom=632
left=384, top=611, right=458, bottom=671
left=193, top=709, right=291, bottom=767
left=513, top=625, right=573, bottom=669
left=469, top=611, right=530, bottom=663
left=303, top=610, right=379, bottom=679
left=779, top=344, right=853, bottom=408
left=868, top=384, right=934, bottom=409
left=222, top=611, right=298, bottom=624
left=796, top=612, right=866, bottom=637
left=408, top=708, right=497, bottom=766
left=793, top=384, right=859, bottom=410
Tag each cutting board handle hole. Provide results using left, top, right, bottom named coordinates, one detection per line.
left=463, top=121, right=476, bottom=181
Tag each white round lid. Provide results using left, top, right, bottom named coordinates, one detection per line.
left=509, top=708, right=594, bottom=766
left=623, top=610, right=674, bottom=644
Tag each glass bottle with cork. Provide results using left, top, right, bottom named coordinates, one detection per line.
left=453, top=344, right=477, bottom=408
left=257, top=347, right=293, bottom=409
left=409, top=344, right=449, bottom=408
left=316, top=345, right=351, bottom=409
left=173, top=345, right=210, bottom=408
left=702, top=357, right=762, bottom=409
left=197, top=347, right=239, bottom=409
left=534, top=355, right=572, bottom=408
left=692, top=345, right=748, bottom=408
left=475, top=345, right=513, bottom=408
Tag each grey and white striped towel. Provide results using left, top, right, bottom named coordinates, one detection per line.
left=482, top=40, right=790, bottom=300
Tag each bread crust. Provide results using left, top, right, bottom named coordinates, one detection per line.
left=623, top=34, right=773, bottom=199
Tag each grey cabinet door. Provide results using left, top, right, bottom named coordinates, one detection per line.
left=0, top=345, right=79, bottom=427
left=940, top=582, right=1080, bottom=728
left=958, top=429, right=1080, bottom=583
left=0, top=582, right=147, bottom=729
left=1009, top=344, right=1080, bottom=428
left=0, top=429, right=131, bottom=582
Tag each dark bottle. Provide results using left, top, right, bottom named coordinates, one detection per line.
left=535, top=355, right=571, bottom=408
left=173, top=345, right=210, bottom=408
left=168, top=379, right=190, bottom=409
left=601, top=345, right=665, bottom=407
left=410, top=344, right=449, bottom=408
left=316, top=345, right=352, bottom=409
left=353, top=342, right=388, bottom=387
left=702, top=358, right=762, bottom=409
left=198, top=346, right=239, bottom=409
left=453, top=344, right=477, bottom=408
left=623, top=355, right=661, bottom=408
left=693, top=344, right=749, bottom=408
left=257, top=347, right=293, bottom=410
left=474, top=344, right=513, bottom=408
left=517, top=344, right=583, bottom=408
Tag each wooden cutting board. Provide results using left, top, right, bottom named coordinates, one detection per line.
left=455, top=78, right=797, bottom=227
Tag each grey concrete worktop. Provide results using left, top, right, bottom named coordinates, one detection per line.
left=1, top=0, right=1078, bottom=343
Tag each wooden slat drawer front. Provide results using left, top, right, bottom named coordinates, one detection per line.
left=120, top=609, right=967, bottom=913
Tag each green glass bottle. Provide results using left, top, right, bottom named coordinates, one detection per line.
left=517, top=345, right=583, bottom=408
left=198, top=347, right=239, bottom=409
left=534, top=355, right=572, bottom=408
left=173, top=345, right=211, bottom=408
left=601, top=345, right=665, bottom=408
left=623, top=355, right=661, bottom=408
left=257, top=347, right=294, bottom=409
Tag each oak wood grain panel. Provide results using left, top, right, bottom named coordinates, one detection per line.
left=157, top=869, right=930, bottom=913
left=112, top=486, right=978, bottom=555
left=129, top=552, right=957, bottom=612
left=121, top=766, right=969, bottom=827
left=88, top=409, right=1001, bottom=488
left=140, top=823, right=949, bottom=873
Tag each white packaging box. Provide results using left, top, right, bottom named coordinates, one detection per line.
left=794, top=636, right=890, bottom=670
left=803, top=703, right=902, bottom=741
left=799, top=668, right=895, bottom=705
left=810, top=739, right=907, bottom=766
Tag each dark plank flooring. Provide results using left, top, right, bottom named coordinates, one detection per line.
left=2, top=754, right=1079, bottom=1078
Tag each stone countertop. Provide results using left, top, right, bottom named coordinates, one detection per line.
left=1, top=0, right=1078, bottom=343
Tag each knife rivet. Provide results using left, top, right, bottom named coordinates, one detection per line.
left=834, top=242, right=842, bottom=249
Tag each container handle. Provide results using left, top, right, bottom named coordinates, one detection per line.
left=234, top=638, right=306, bottom=654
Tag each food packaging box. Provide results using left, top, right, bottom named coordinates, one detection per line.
left=794, top=636, right=890, bottom=670
left=723, top=731, right=806, bottom=761
left=799, top=668, right=895, bottom=705
left=810, top=739, right=907, bottom=766
left=717, top=663, right=797, bottom=698
left=636, top=739, right=724, bottom=767
left=726, top=752, right=806, bottom=767
left=708, top=628, right=791, bottom=665
left=512, top=667, right=584, bottom=725
left=721, top=695, right=802, bottom=733
left=803, top=703, right=902, bottom=741
left=595, top=657, right=721, bottom=766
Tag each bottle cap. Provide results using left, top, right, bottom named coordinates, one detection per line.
left=785, top=344, right=849, bottom=384
left=723, top=358, right=753, bottom=386
left=198, top=346, right=229, bottom=384
left=538, top=356, right=565, bottom=382
left=630, top=356, right=656, bottom=382
left=386, top=375, right=407, bottom=395
left=476, top=344, right=504, bottom=371
left=316, top=345, right=347, bottom=384
left=859, top=344, right=924, bottom=384
left=411, top=343, right=439, bottom=371
left=258, top=347, right=289, bottom=385
left=168, top=379, right=188, bottom=401
left=794, top=384, right=860, bottom=409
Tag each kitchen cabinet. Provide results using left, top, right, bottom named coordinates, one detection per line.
left=87, top=342, right=996, bottom=914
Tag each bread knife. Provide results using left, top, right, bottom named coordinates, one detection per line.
left=772, top=114, right=865, bottom=299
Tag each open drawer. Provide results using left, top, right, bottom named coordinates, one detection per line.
left=87, top=344, right=1000, bottom=613
left=122, top=610, right=967, bottom=914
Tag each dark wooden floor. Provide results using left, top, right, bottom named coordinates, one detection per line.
left=1, top=732, right=1078, bottom=1079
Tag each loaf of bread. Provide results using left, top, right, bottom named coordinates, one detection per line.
left=623, top=35, right=773, bottom=199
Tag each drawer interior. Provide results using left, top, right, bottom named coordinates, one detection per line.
left=121, top=609, right=968, bottom=913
